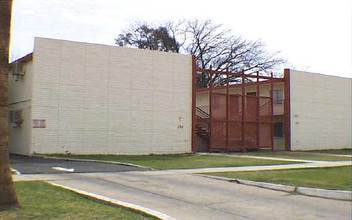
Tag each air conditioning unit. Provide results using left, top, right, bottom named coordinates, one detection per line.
left=12, top=62, right=25, bottom=81
left=9, top=109, right=24, bottom=127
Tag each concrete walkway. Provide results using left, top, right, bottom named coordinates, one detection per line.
left=166, top=160, right=352, bottom=174
left=199, top=152, right=352, bottom=162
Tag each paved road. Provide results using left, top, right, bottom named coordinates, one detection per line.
left=14, top=170, right=352, bottom=220
left=10, top=154, right=150, bottom=174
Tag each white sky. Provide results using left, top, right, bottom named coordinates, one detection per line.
left=10, top=0, right=352, bottom=77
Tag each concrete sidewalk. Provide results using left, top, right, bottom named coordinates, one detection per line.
left=199, top=152, right=352, bottom=163
left=166, top=160, right=352, bottom=174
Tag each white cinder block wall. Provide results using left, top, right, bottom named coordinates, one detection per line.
left=8, top=60, right=33, bottom=154
left=290, top=70, right=351, bottom=150
left=29, top=37, right=192, bottom=154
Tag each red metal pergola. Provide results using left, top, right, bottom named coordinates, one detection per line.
left=191, top=56, right=291, bottom=153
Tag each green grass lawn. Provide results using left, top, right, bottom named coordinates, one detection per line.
left=238, top=151, right=351, bottom=161
left=49, top=154, right=296, bottom=170
left=0, top=181, right=155, bottom=220
left=206, top=166, right=352, bottom=191
left=306, top=149, right=352, bottom=155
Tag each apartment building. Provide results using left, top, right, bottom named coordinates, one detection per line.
left=9, top=37, right=351, bottom=155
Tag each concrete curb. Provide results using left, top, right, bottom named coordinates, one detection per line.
left=10, top=168, right=21, bottom=175
left=32, top=154, right=155, bottom=171
left=296, top=187, right=352, bottom=201
left=47, top=181, right=176, bottom=220
left=200, top=174, right=352, bottom=201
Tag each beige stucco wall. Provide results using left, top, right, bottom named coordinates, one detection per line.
left=8, top=60, right=33, bottom=154
left=29, top=37, right=192, bottom=154
left=290, top=70, right=351, bottom=150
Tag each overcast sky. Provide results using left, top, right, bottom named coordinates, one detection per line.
left=10, top=0, right=351, bottom=77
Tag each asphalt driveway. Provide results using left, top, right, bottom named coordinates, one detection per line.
left=10, top=154, right=150, bottom=174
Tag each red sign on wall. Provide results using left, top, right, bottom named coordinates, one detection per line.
left=33, top=119, right=46, bottom=128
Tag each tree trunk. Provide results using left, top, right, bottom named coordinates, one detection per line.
left=0, top=0, right=18, bottom=208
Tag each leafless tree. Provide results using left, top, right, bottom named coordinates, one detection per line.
left=0, top=0, right=18, bottom=209
left=115, top=19, right=285, bottom=88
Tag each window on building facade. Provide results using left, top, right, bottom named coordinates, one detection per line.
left=273, top=89, right=283, bottom=104
left=274, top=122, right=284, bottom=137
left=246, top=92, right=257, bottom=96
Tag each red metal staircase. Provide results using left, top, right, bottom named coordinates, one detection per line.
left=195, top=107, right=210, bottom=140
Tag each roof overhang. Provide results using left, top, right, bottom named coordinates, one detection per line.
left=11, top=53, right=33, bottom=64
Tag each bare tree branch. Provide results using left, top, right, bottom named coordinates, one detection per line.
left=115, top=19, right=286, bottom=88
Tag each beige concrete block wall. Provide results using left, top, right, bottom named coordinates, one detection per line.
left=8, top=102, right=32, bottom=155
left=8, top=61, right=33, bottom=154
left=290, top=70, right=351, bottom=150
left=31, top=37, right=192, bottom=154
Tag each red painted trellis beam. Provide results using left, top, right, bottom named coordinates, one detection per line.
left=256, top=71, right=260, bottom=149
left=284, top=69, right=291, bottom=151
left=196, top=68, right=275, bottom=80
left=191, top=55, right=197, bottom=153
left=241, top=70, right=245, bottom=151
left=209, top=66, right=213, bottom=152
left=270, top=72, right=274, bottom=151
left=226, top=68, right=230, bottom=152
left=195, top=78, right=284, bottom=92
